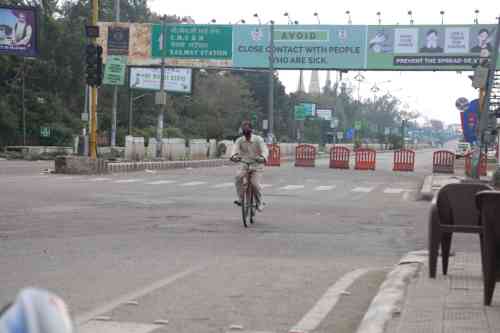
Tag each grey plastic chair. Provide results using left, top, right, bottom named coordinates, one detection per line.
left=476, top=190, right=500, bottom=305
left=428, top=182, right=492, bottom=278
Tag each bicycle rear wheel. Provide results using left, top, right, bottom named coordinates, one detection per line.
left=249, top=187, right=256, bottom=224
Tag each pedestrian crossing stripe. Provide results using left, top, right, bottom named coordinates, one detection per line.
left=281, top=185, right=305, bottom=190
left=315, top=186, right=336, bottom=191
left=180, top=181, right=207, bottom=186
left=383, top=188, right=405, bottom=194
left=115, top=179, right=144, bottom=183
left=351, top=187, right=374, bottom=193
left=213, top=182, right=234, bottom=188
left=146, top=180, right=176, bottom=185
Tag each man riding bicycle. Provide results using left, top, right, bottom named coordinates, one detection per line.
left=230, top=121, right=269, bottom=211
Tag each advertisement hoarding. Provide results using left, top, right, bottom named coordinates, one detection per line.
left=0, top=5, right=38, bottom=57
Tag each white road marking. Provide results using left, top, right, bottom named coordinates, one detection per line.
left=281, top=185, right=305, bottom=190
left=180, top=181, right=207, bottom=186
left=146, top=180, right=176, bottom=185
left=403, top=191, right=412, bottom=201
left=352, top=187, right=374, bottom=193
left=58, top=176, right=75, bottom=180
left=383, top=188, right=405, bottom=194
left=75, top=264, right=206, bottom=326
left=315, top=185, right=336, bottom=191
left=115, top=179, right=144, bottom=184
left=79, top=321, right=161, bottom=333
left=289, top=268, right=374, bottom=333
left=261, top=184, right=273, bottom=189
left=90, top=178, right=112, bottom=182
left=213, top=182, right=234, bottom=188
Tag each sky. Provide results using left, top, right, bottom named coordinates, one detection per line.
left=148, top=0, right=500, bottom=126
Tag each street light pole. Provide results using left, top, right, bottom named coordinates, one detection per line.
left=89, top=0, right=99, bottom=159
left=110, top=0, right=120, bottom=147
left=156, top=15, right=167, bottom=157
left=22, top=58, right=26, bottom=146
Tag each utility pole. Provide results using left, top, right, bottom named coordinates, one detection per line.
left=267, top=21, right=275, bottom=143
left=474, top=17, right=500, bottom=178
left=110, top=0, right=120, bottom=147
left=22, top=58, right=26, bottom=146
left=156, top=15, right=167, bottom=157
left=89, top=0, right=99, bottom=159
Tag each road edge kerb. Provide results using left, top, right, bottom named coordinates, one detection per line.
left=355, top=250, right=427, bottom=333
left=419, top=175, right=434, bottom=201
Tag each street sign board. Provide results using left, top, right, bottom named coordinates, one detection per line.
left=336, top=131, right=344, bottom=140
left=294, top=104, right=306, bottom=120
left=103, top=55, right=127, bottom=86
left=455, top=97, right=469, bottom=111
left=354, top=120, right=362, bottom=130
left=345, top=128, right=355, bottom=140
left=152, top=24, right=232, bottom=60
left=40, top=127, right=50, bottom=137
left=130, top=67, right=192, bottom=93
left=302, top=103, right=316, bottom=117
left=262, top=119, right=268, bottom=130
left=107, top=26, right=129, bottom=55
left=316, top=109, right=333, bottom=120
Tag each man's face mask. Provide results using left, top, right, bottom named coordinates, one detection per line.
left=243, top=128, right=252, bottom=136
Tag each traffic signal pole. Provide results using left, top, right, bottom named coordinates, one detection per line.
left=90, top=0, right=99, bottom=159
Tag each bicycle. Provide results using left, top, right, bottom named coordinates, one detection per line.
left=231, top=158, right=261, bottom=228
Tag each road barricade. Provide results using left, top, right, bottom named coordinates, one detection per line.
left=393, top=149, right=415, bottom=172
left=433, top=150, right=455, bottom=174
left=464, top=152, right=487, bottom=176
left=295, top=144, right=316, bottom=167
left=354, top=149, right=376, bottom=170
left=329, top=146, right=350, bottom=169
left=265, top=144, right=281, bottom=167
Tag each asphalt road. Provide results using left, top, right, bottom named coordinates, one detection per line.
left=0, top=150, right=456, bottom=333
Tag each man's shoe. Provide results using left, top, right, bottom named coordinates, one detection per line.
left=257, top=202, right=266, bottom=212
left=234, top=200, right=242, bottom=206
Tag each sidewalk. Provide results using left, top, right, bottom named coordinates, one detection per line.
left=386, top=251, right=500, bottom=333
left=420, top=172, right=496, bottom=201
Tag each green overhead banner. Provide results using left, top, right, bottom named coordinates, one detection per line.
left=366, top=25, right=499, bottom=70
left=232, top=24, right=499, bottom=70
left=233, top=25, right=366, bottom=69
left=152, top=24, right=232, bottom=59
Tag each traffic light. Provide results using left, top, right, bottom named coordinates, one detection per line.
left=85, top=43, right=103, bottom=86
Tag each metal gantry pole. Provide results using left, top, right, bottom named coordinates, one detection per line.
left=267, top=21, right=275, bottom=142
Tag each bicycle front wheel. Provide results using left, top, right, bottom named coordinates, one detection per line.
left=241, top=186, right=249, bottom=228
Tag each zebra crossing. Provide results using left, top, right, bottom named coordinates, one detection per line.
left=40, top=174, right=416, bottom=200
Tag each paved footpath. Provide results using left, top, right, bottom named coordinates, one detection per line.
left=386, top=249, right=500, bottom=333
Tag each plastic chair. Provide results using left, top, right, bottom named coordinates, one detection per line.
left=476, top=190, right=500, bottom=305
left=428, top=182, right=492, bottom=278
